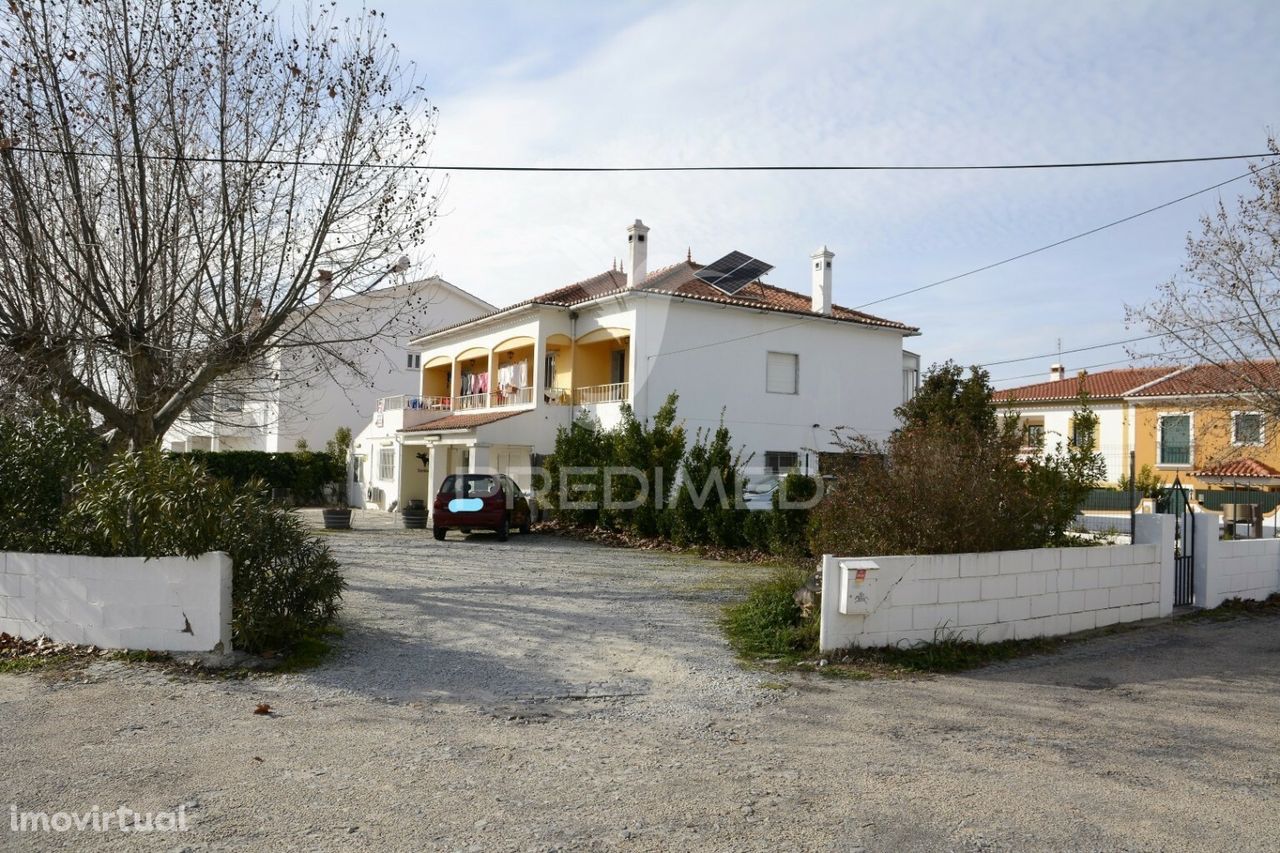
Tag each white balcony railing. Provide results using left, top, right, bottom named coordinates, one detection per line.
left=454, top=392, right=489, bottom=411
left=491, top=386, right=533, bottom=408
left=576, top=382, right=629, bottom=405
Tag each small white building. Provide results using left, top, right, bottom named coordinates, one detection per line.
left=354, top=221, right=921, bottom=510
left=164, top=277, right=494, bottom=454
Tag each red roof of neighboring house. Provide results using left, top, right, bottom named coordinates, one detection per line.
left=398, top=410, right=526, bottom=433
left=1193, top=458, right=1280, bottom=479
left=411, top=260, right=918, bottom=343
left=993, top=367, right=1177, bottom=403
left=1127, top=361, right=1280, bottom=397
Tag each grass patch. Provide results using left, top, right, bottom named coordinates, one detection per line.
left=831, top=628, right=1064, bottom=676
left=110, top=649, right=173, bottom=664
left=1183, top=593, right=1280, bottom=622
left=0, top=654, right=70, bottom=674
left=721, top=566, right=819, bottom=661
left=273, top=626, right=343, bottom=673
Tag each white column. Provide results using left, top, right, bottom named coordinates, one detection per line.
left=427, top=444, right=447, bottom=509
left=469, top=444, right=492, bottom=475
left=1192, top=513, right=1219, bottom=609
left=1134, top=514, right=1175, bottom=616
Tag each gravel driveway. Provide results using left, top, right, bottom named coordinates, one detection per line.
left=2, top=510, right=1279, bottom=852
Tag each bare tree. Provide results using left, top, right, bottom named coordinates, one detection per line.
left=1127, top=139, right=1280, bottom=420
left=0, top=0, right=437, bottom=447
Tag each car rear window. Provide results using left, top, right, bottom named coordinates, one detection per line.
left=439, top=475, right=499, bottom=497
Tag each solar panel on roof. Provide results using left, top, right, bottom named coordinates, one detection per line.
left=694, top=251, right=774, bottom=296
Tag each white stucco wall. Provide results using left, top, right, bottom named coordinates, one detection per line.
left=165, top=277, right=493, bottom=454
left=1005, top=400, right=1130, bottom=483
left=629, top=294, right=909, bottom=474
left=1191, top=514, right=1280, bottom=608
left=819, top=515, right=1176, bottom=651
left=0, top=551, right=232, bottom=653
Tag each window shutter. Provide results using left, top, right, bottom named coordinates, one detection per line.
left=766, top=352, right=798, bottom=394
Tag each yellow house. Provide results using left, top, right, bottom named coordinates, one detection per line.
left=1127, top=363, right=1280, bottom=492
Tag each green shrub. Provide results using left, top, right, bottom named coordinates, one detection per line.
left=740, top=509, right=773, bottom=553
left=811, top=363, right=1105, bottom=557
left=0, top=410, right=105, bottom=552
left=543, top=412, right=609, bottom=528
left=62, top=449, right=344, bottom=652
left=769, top=473, right=817, bottom=559
left=670, top=418, right=749, bottom=548
left=172, top=449, right=344, bottom=505
left=721, top=567, right=819, bottom=659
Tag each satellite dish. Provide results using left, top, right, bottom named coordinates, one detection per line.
left=392, top=255, right=411, bottom=274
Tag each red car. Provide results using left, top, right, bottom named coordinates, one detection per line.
left=432, top=473, right=531, bottom=542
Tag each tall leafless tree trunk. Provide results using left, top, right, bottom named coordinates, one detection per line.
left=0, top=0, right=437, bottom=447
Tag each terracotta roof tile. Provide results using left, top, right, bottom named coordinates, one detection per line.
left=1128, top=361, right=1280, bottom=397
left=411, top=260, right=917, bottom=343
left=1193, top=458, right=1280, bottom=479
left=993, top=367, right=1177, bottom=403
left=398, top=410, right=526, bottom=433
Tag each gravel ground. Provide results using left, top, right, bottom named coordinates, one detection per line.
left=2, top=509, right=1279, bottom=851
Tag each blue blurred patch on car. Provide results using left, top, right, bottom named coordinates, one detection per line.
left=448, top=498, right=484, bottom=512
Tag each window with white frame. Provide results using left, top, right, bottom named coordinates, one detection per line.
left=353, top=456, right=365, bottom=483
left=378, top=445, right=396, bottom=481
left=406, top=352, right=422, bottom=370
left=766, top=352, right=798, bottom=395
left=1157, top=414, right=1192, bottom=466
left=1233, top=411, right=1263, bottom=446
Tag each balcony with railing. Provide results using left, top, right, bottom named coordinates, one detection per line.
left=575, top=382, right=630, bottom=406
left=375, top=394, right=452, bottom=430
left=454, top=392, right=490, bottom=412
left=491, top=385, right=534, bottom=408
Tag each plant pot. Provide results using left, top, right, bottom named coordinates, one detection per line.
left=402, top=508, right=429, bottom=529
left=322, top=508, right=352, bottom=530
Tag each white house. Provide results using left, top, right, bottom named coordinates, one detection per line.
left=993, top=364, right=1179, bottom=483
left=353, top=220, right=921, bottom=511
left=165, top=276, right=494, bottom=454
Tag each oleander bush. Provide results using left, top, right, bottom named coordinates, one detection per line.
left=61, top=448, right=345, bottom=652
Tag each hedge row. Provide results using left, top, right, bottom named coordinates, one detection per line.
left=171, top=450, right=344, bottom=505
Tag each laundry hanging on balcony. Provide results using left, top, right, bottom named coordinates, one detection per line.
left=496, top=360, right=529, bottom=400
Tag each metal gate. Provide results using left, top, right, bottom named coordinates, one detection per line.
left=1158, top=476, right=1196, bottom=607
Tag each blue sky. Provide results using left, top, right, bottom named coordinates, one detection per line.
left=349, top=0, right=1279, bottom=387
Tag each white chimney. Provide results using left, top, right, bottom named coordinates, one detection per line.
left=317, top=268, right=335, bottom=302
left=1049, top=363, right=1065, bottom=382
left=810, top=245, right=833, bottom=315
left=626, top=219, right=649, bottom=288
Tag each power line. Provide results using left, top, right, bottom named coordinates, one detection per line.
left=649, top=162, right=1280, bottom=361
left=2, top=143, right=1275, bottom=173
left=854, top=160, right=1280, bottom=310
left=981, top=306, right=1280, bottom=369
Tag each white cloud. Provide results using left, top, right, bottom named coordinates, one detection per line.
left=368, top=0, right=1280, bottom=375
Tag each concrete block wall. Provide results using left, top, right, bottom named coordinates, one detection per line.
left=0, top=551, right=232, bottom=653
left=819, top=515, right=1175, bottom=651
left=1191, top=514, right=1280, bottom=609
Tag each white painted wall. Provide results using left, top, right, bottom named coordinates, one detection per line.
left=1004, top=400, right=1130, bottom=483
left=0, top=551, right=232, bottom=653
left=165, top=277, right=493, bottom=454
left=1191, top=514, right=1280, bottom=608
left=630, top=294, right=907, bottom=474
left=819, top=515, right=1175, bottom=651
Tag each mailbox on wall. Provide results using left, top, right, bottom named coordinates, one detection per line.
left=839, top=559, right=879, bottom=615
